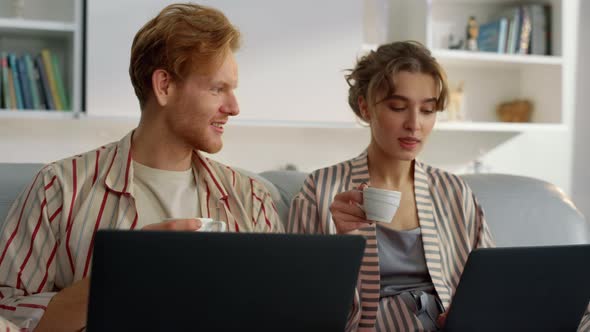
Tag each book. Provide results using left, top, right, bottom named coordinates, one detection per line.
left=41, top=49, right=62, bottom=110
left=477, top=18, right=508, bottom=53
left=31, top=56, right=48, bottom=110
left=518, top=5, right=532, bottom=54
left=8, top=54, right=24, bottom=109
left=0, top=54, right=3, bottom=109
left=545, top=5, right=552, bottom=55
left=498, top=18, right=508, bottom=54
left=7, top=66, right=17, bottom=110
left=500, top=6, right=521, bottom=54
left=51, top=53, right=69, bottom=111
left=24, top=54, right=43, bottom=110
left=35, top=54, right=55, bottom=110
left=1, top=53, right=10, bottom=109
left=17, top=56, right=33, bottom=109
left=529, top=4, right=548, bottom=55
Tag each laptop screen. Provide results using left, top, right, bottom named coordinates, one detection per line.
left=444, top=245, right=590, bottom=332
left=87, top=231, right=365, bottom=332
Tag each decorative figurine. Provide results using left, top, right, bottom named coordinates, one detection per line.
left=447, top=81, right=465, bottom=121
left=466, top=16, right=479, bottom=51
left=437, top=81, right=465, bottom=122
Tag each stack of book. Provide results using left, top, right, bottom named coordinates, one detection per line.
left=0, top=49, right=70, bottom=111
left=476, top=4, right=551, bottom=55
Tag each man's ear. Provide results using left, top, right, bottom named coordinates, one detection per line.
left=152, top=69, right=175, bottom=106
left=358, top=96, right=371, bottom=122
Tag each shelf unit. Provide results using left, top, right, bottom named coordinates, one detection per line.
left=0, top=18, right=76, bottom=34
left=364, top=0, right=570, bottom=133
left=0, top=0, right=83, bottom=115
left=0, top=0, right=572, bottom=135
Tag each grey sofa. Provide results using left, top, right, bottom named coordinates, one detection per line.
left=1, top=164, right=588, bottom=247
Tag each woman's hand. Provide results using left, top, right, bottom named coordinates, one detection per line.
left=330, top=186, right=371, bottom=234
left=437, top=311, right=448, bottom=328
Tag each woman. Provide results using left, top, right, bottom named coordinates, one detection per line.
left=287, top=41, right=494, bottom=331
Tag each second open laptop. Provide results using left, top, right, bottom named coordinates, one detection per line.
left=444, top=244, right=590, bottom=332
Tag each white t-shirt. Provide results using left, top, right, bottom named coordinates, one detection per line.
left=132, top=161, right=199, bottom=228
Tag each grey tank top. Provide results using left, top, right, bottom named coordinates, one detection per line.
left=377, top=224, right=442, bottom=330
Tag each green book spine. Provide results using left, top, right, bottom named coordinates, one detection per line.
left=41, top=49, right=62, bottom=110
left=8, top=54, right=23, bottom=109
left=50, top=53, right=69, bottom=111
left=35, top=54, right=54, bottom=110
left=7, top=67, right=17, bottom=109
left=2, top=53, right=13, bottom=109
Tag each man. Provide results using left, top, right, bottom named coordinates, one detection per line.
left=0, top=4, right=283, bottom=331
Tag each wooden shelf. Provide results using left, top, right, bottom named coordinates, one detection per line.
left=0, top=110, right=77, bottom=119
left=361, top=44, right=562, bottom=68
left=0, top=114, right=566, bottom=135
left=78, top=114, right=565, bottom=133
left=430, top=0, right=529, bottom=4
left=432, top=49, right=562, bottom=68
left=229, top=118, right=566, bottom=133
left=0, top=18, right=75, bottom=36
left=435, top=121, right=566, bottom=132
left=226, top=119, right=365, bottom=129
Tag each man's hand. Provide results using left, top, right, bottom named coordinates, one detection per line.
left=142, top=219, right=202, bottom=231
left=35, top=278, right=90, bottom=332
left=34, top=219, right=203, bottom=331
left=330, top=186, right=371, bottom=234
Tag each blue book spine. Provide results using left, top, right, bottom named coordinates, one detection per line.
left=8, top=54, right=24, bottom=109
left=17, top=56, right=33, bottom=109
left=498, top=18, right=508, bottom=54
left=35, top=54, right=55, bottom=110
left=508, top=8, right=521, bottom=54
left=24, top=54, right=42, bottom=110
left=477, top=20, right=502, bottom=53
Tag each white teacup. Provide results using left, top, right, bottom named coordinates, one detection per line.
left=362, top=187, right=402, bottom=223
left=197, top=218, right=227, bottom=232
left=163, top=218, right=227, bottom=232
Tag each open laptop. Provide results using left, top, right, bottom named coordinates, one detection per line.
left=86, top=231, right=365, bottom=332
left=444, top=244, right=590, bottom=332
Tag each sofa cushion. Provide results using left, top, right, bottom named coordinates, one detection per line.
left=0, top=163, right=43, bottom=222
left=461, top=174, right=589, bottom=247
left=0, top=164, right=587, bottom=248
left=259, top=170, right=307, bottom=226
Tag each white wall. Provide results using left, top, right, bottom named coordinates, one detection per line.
left=86, top=0, right=361, bottom=124
left=0, top=0, right=581, bottom=198
left=572, top=1, right=590, bottom=218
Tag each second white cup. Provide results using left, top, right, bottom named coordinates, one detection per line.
left=363, top=187, right=402, bottom=223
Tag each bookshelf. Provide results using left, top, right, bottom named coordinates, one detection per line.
left=0, top=0, right=83, bottom=116
left=366, top=0, right=572, bottom=133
